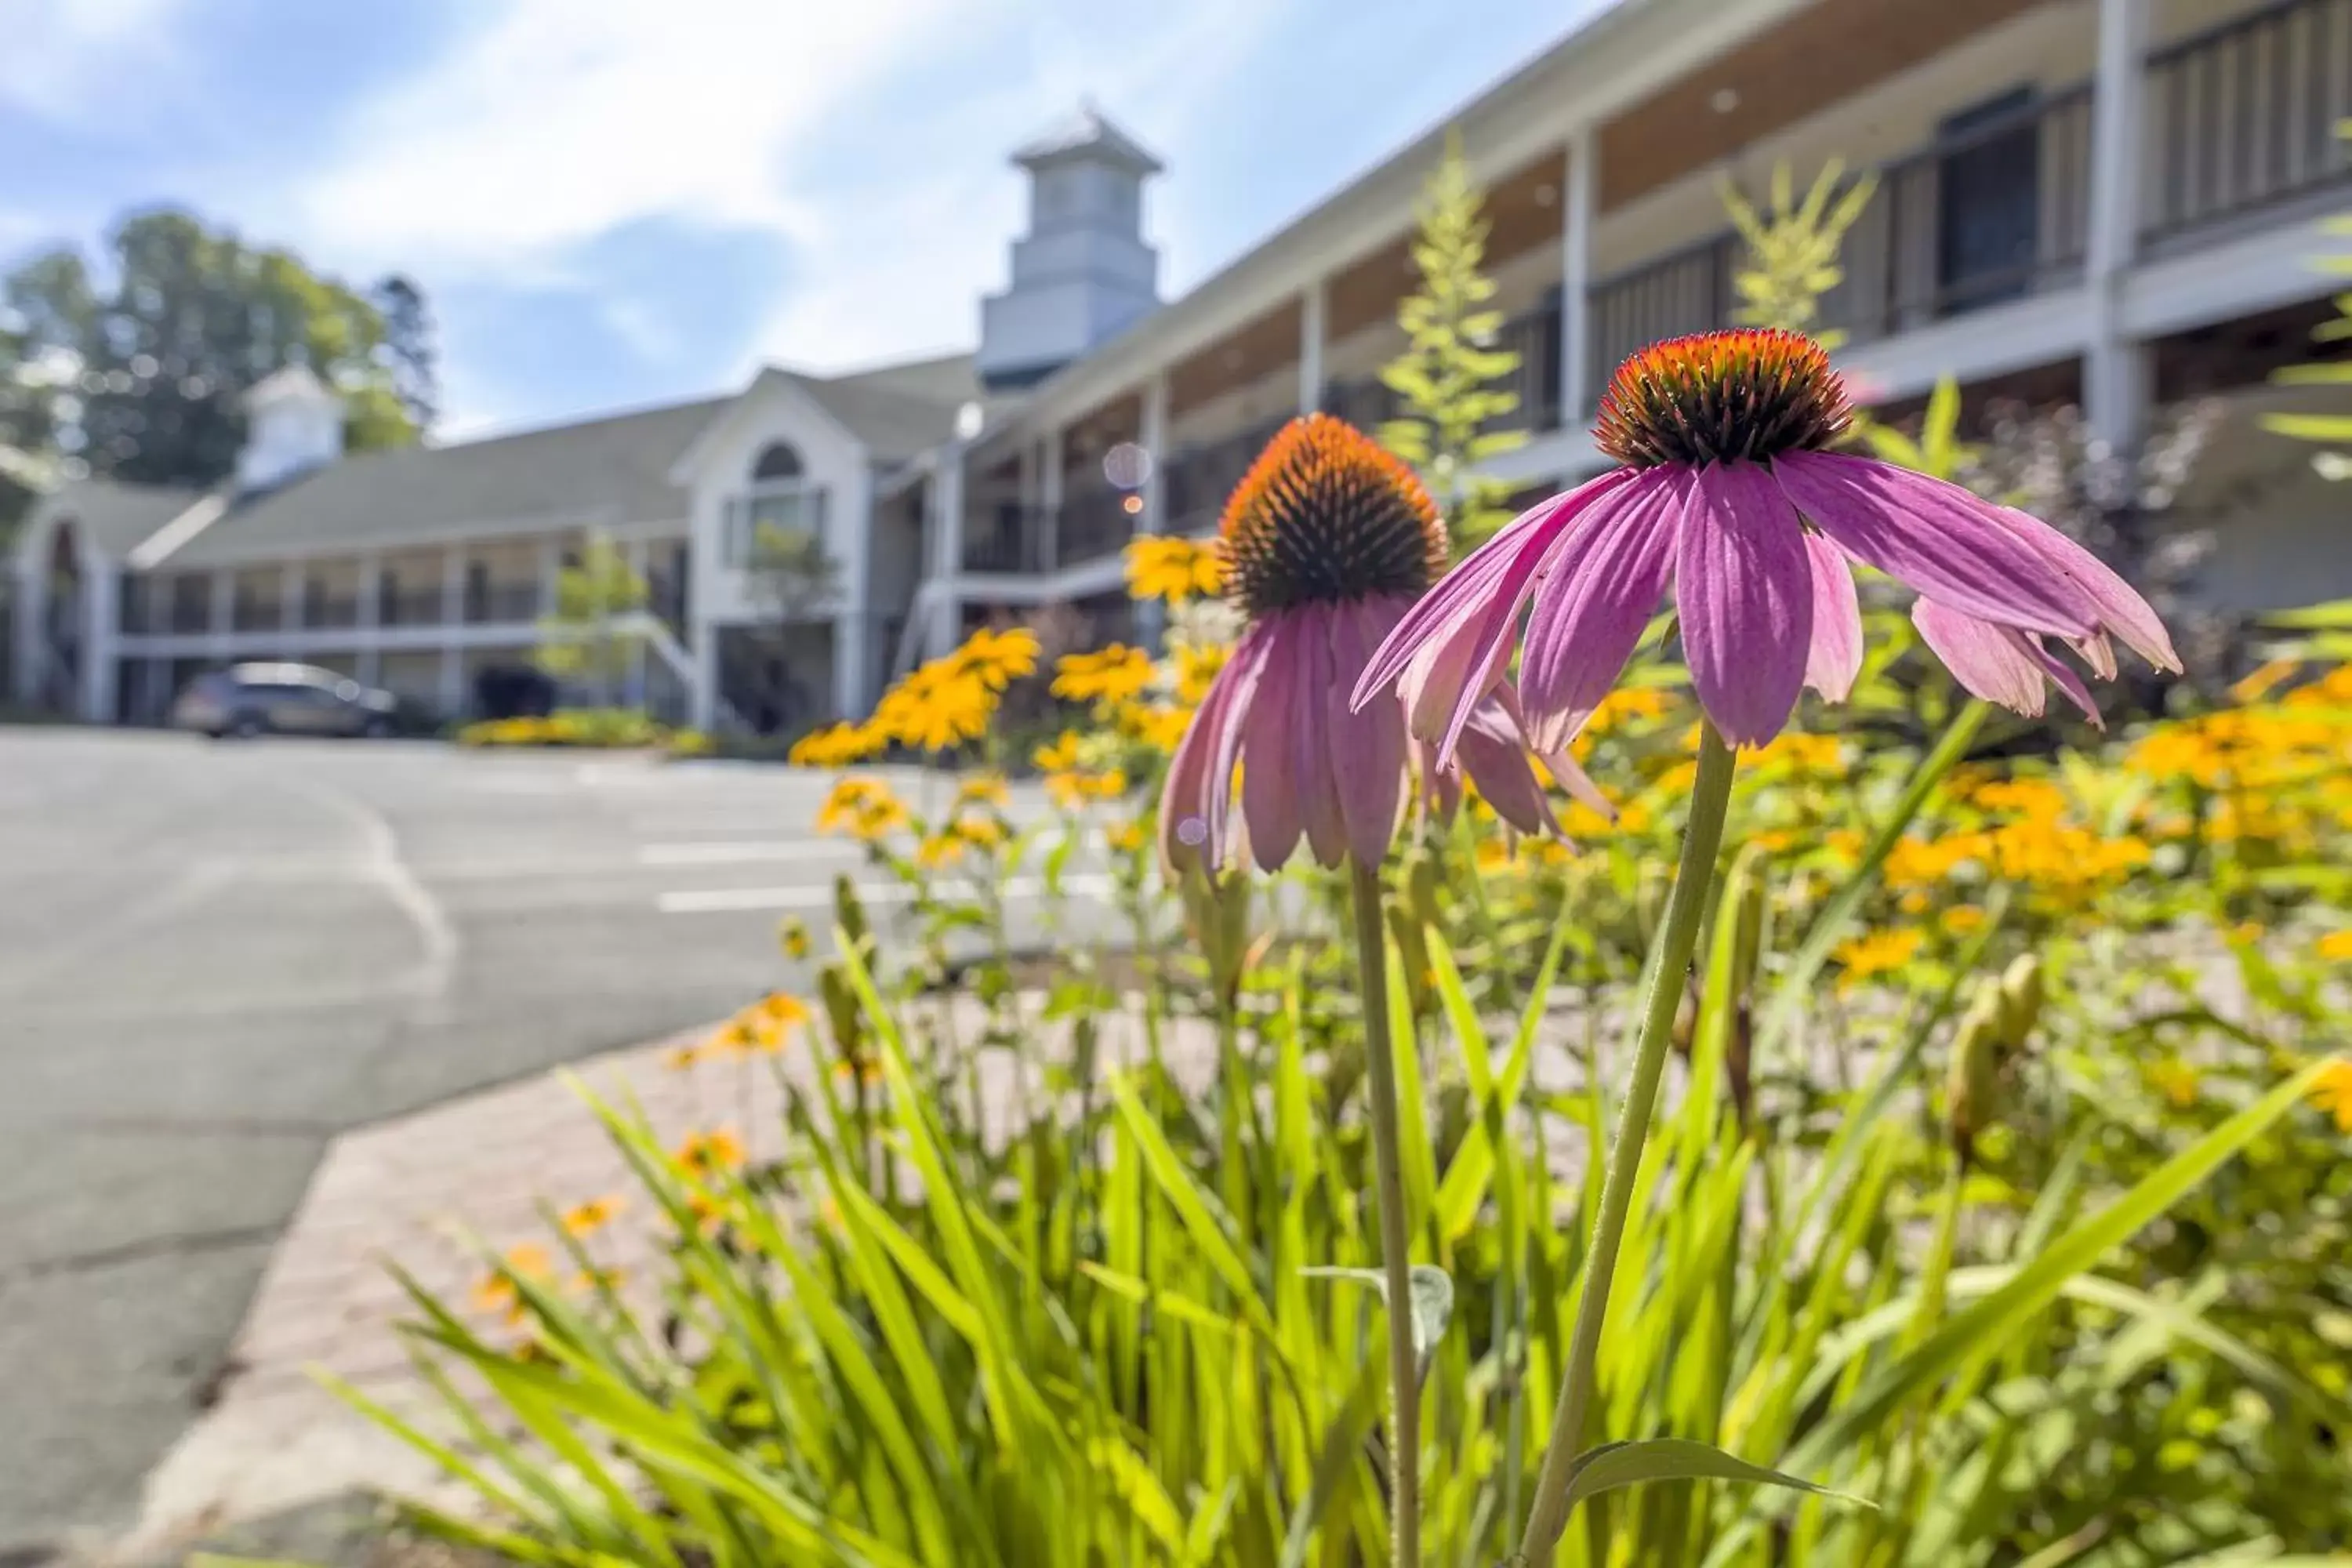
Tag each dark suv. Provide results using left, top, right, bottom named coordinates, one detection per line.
left=170, top=662, right=402, bottom=739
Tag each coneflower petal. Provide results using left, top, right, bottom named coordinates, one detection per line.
left=1240, top=621, right=1304, bottom=873
left=1452, top=705, right=1559, bottom=838
left=1913, top=599, right=2101, bottom=726
left=1294, top=608, right=1348, bottom=867
left=1773, top=451, right=2096, bottom=637
left=1802, top=532, right=1864, bottom=702
left=1159, top=625, right=1263, bottom=873
left=1991, top=505, right=2181, bottom=673
left=1330, top=604, right=1408, bottom=869
left=1354, top=469, right=1638, bottom=713
left=1678, top=461, right=1813, bottom=747
left=1515, top=466, right=1685, bottom=753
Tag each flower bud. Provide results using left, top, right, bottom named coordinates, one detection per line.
left=833, top=872, right=871, bottom=954
left=1996, top=953, right=2043, bottom=1053
left=1947, top=980, right=2006, bottom=1166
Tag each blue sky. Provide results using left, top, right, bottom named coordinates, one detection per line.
left=0, top=0, right=1601, bottom=438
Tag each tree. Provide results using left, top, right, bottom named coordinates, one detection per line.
left=536, top=535, right=648, bottom=708
left=1377, top=132, right=1526, bottom=551
left=372, top=274, right=440, bottom=435
left=729, top=520, right=841, bottom=733
left=1, top=208, right=418, bottom=492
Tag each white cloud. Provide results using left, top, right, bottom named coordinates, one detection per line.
left=289, top=0, right=1302, bottom=401
left=293, top=0, right=958, bottom=273
left=0, top=0, right=193, bottom=127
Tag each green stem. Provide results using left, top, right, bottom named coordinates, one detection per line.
left=1348, top=860, right=1421, bottom=1568
left=1517, top=724, right=1738, bottom=1563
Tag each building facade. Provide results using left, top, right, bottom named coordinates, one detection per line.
left=14, top=0, right=2350, bottom=733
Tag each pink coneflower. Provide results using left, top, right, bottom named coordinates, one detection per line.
left=1160, top=414, right=1600, bottom=874
left=1353, top=328, right=2180, bottom=751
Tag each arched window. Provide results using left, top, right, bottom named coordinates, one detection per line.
left=751, top=441, right=804, bottom=482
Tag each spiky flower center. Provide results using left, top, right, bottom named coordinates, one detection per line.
left=1220, top=413, right=1448, bottom=619
left=1593, top=328, right=1852, bottom=469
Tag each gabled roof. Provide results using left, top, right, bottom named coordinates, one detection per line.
left=1011, top=106, right=1163, bottom=175
left=789, top=358, right=977, bottom=463
left=27, top=480, right=207, bottom=562
left=162, top=394, right=727, bottom=568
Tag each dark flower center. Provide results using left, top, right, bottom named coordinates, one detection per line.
left=1593, top=328, right=1852, bottom=468
left=1220, top=413, right=1448, bottom=619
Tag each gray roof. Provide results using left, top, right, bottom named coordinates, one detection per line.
left=30, top=479, right=206, bottom=561
left=165, top=394, right=728, bottom=568
left=43, top=357, right=981, bottom=572
left=787, top=359, right=975, bottom=463
left=1011, top=107, right=1163, bottom=175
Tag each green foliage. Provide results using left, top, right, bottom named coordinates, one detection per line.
left=535, top=535, right=650, bottom=702
left=341, top=681, right=2352, bottom=1562
left=1722, top=161, right=1877, bottom=349
left=456, top=708, right=709, bottom=753
left=1377, top=132, right=1528, bottom=552
left=0, top=209, right=420, bottom=488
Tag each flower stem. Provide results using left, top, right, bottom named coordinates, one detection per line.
left=1516, top=724, right=1738, bottom=1563
left=1348, top=860, right=1421, bottom=1568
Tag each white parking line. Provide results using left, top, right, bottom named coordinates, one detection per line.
left=656, top=872, right=1116, bottom=915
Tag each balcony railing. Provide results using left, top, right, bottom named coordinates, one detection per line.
left=379, top=587, right=445, bottom=627
left=1587, top=233, right=1741, bottom=413
left=303, top=595, right=359, bottom=630
left=1058, top=479, right=1138, bottom=568
left=2146, top=0, right=2352, bottom=242
left=1164, top=412, right=1294, bottom=535
left=231, top=597, right=280, bottom=633
left=465, top=583, right=543, bottom=624
left=961, top=504, right=1051, bottom=574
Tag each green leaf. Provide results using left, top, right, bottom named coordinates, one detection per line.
left=1554, top=1437, right=1869, bottom=1515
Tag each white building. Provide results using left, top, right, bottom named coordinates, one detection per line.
left=15, top=0, right=2352, bottom=732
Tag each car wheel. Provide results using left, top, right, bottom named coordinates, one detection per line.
left=230, top=710, right=267, bottom=739
left=362, top=715, right=394, bottom=739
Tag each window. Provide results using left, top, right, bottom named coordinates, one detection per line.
left=1936, top=87, right=2042, bottom=313
left=730, top=439, right=826, bottom=568
left=751, top=441, right=804, bottom=482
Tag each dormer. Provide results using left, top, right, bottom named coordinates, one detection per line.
left=976, top=105, right=1164, bottom=390
left=237, top=365, right=343, bottom=493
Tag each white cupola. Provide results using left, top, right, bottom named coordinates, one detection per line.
left=976, top=104, right=1163, bottom=390
left=237, top=364, right=344, bottom=492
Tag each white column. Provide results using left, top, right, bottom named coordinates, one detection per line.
left=625, top=538, right=650, bottom=710
left=535, top=538, right=561, bottom=616
left=1040, top=426, right=1065, bottom=572
left=928, top=445, right=967, bottom=667
left=11, top=557, right=42, bottom=706
left=437, top=548, right=466, bottom=716
left=1138, top=372, right=1173, bottom=651
left=1016, top=437, right=1041, bottom=574
left=2085, top=0, right=2151, bottom=452
left=354, top=550, right=382, bottom=687
left=1559, top=129, right=1597, bottom=425
left=278, top=560, right=304, bottom=655
left=1298, top=280, right=1327, bottom=413
left=80, top=563, right=118, bottom=723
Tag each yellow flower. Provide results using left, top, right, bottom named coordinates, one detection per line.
left=952, top=626, right=1040, bottom=688
left=2149, top=1061, right=2200, bottom=1109
left=2229, top=658, right=2299, bottom=706
left=955, top=772, right=1011, bottom=810
left=661, top=1041, right=704, bottom=1072
left=831, top=1055, right=886, bottom=1087
left=2307, top=1059, right=2352, bottom=1134
left=1561, top=802, right=1616, bottom=840
left=1584, top=685, right=1673, bottom=733
left=561, top=1195, right=626, bottom=1238
left=788, top=720, right=885, bottom=768
left=779, top=917, right=812, bottom=960
left=1941, top=906, right=1988, bottom=938
left=874, top=660, right=996, bottom=752
left=916, top=830, right=967, bottom=870
left=1174, top=641, right=1230, bottom=706
left=817, top=776, right=909, bottom=841
left=2318, top=931, right=2352, bottom=963
left=953, top=812, right=1008, bottom=850
left=749, top=991, right=812, bottom=1044
left=1054, top=644, right=1156, bottom=706
left=675, top=1128, right=746, bottom=1176
left=471, top=1243, right=554, bottom=1317
left=1833, top=927, right=1924, bottom=993
left=1126, top=535, right=1225, bottom=604
left=1123, top=702, right=1194, bottom=753
left=1744, top=732, right=1842, bottom=772
left=1970, top=778, right=2070, bottom=822
left=1047, top=768, right=1128, bottom=810
left=1034, top=730, right=1084, bottom=772
left=569, top=1266, right=628, bottom=1295
left=1109, top=818, right=1148, bottom=854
